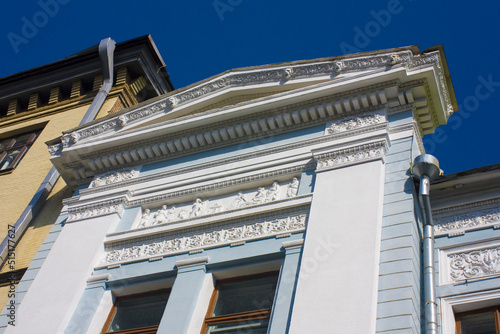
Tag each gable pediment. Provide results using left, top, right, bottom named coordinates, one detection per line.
left=49, top=47, right=457, bottom=187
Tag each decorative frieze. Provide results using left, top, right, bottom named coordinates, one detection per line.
left=101, top=214, right=307, bottom=265
left=67, top=204, right=124, bottom=222
left=316, top=141, right=387, bottom=171
left=325, top=113, right=384, bottom=134
left=449, top=246, right=500, bottom=282
left=135, top=178, right=300, bottom=229
left=435, top=207, right=500, bottom=236
left=90, top=168, right=140, bottom=188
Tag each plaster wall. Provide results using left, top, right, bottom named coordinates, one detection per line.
left=289, top=159, right=385, bottom=333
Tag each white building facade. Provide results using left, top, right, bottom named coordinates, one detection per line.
left=2, top=45, right=482, bottom=334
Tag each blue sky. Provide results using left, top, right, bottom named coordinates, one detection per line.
left=1, top=0, right=499, bottom=174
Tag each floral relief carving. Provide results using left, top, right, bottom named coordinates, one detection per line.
left=449, top=246, right=500, bottom=282
left=67, top=204, right=124, bottom=222
left=434, top=208, right=500, bottom=234
left=317, top=147, right=385, bottom=170
left=325, top=113, right=383, bottom=134
left=102, top=214, right=307, bottom=265
left=134, top=178, right=299, bottom=229
left=89, top=169, right=140, bottom=188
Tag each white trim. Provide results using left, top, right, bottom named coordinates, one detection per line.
left=441, top=289, right=500, bottom=334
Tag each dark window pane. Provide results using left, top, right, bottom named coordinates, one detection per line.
left=212, top=276, right=277, bottom=316
left=460, top=310, right=497, bottom=334
left=0, top=138, right=13, bottom=151
left=0, top=150, right=21, bottom=170
left=12, top=133, right=34, bottom=147
left=207, top=319, right=269, bottom=333
left=106, top=291, right=169, bottom=332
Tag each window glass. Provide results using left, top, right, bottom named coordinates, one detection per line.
left=0, top=130, right=40, bottom=172
left=204, top=273, right=278, bottom=334
left=105, top=290, right=169, bottom=333
left=212, top=276, right=277, bottom=316
left=456, top=307, right=500, bottom=334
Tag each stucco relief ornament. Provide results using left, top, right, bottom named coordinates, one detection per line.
left=317, top=147, right=385, bottom=169
left=190, top=198, right=206, bottom=217
left=48, top=143, right=63, bottom=157
left=266, top=182, right=280, bottom=201
left=234, top=192, right=250, bottom=208
left=434, top=208, right=500, bottom=234
left=253, top=187, right=267, bottom=205
left=449, top=247, right=500, bottom=282
left=67, top=204, right=124, bottom=222
left=61, top=134, right=72, bottom=148
left=334, top=61, right=344, bottom=73
left=286, top=178, right=299, bottom=198
left=153, top=205, right=169, bottom=225
left=90, top=169, right=140, bottom=188
left=326, top=113, right=383, bottom=134
left=167, top=96, right=178, bottom=109
left=102, top=214, right=307, bottom=265
left=137, top=209, right=151, bottom=228
left=284, top=68, right=293, bottom=80
left=118, top=115, right=128, bottom=127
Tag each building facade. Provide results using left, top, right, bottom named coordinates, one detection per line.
left=0, top=35, right=173, bottom=326
left=1, top=42, right=498, bottom=334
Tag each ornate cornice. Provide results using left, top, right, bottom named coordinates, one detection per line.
left=315, top=140, right=388, bottom=171
left=449, top=246, right=500, bottom=282
left=100, top=214, right=307, bottom=266
left=56, top=49, right=450, bottom=151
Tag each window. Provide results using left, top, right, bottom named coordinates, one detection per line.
left=0, top=130, right=40, bottom=172
left=203, top=272, right=278, bottom=334
left=455, top=307, right=500, bottom=334
left=102, top=289, right=170, bottom=334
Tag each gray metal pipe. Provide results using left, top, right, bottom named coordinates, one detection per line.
left=0, top=37, right=116, bottom=265
left=420, top=176, right=438, bottom=334
left=412, top=154, right=440, bottom=334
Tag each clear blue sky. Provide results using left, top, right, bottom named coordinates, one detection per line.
left=1, top=0, right=499, bottom=174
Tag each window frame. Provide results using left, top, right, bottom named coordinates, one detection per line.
left=101, top=289, right=170, bottom=334
left=455, top=306, right=500, bottom=334
left=201, top=271, right=279, bottom=334
left=0, top=130, right=41, bottom=173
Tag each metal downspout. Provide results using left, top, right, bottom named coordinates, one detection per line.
left=0, top=37, right=116, bottom=264
left=413, top=154, right=440, bottom=334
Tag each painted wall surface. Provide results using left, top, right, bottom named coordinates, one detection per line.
left=289, top=159, right=385, bottom=333
left=376, top=136, right=421, bottom=333
left=3, top=213, right=118, bottom=334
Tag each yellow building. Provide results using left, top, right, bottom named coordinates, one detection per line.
left=0, top=35, right=173, bottom=309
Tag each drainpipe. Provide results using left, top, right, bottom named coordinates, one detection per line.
left=0, top=37, right=116, bottom=265
left=412, top=154, right=440, bottom=334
